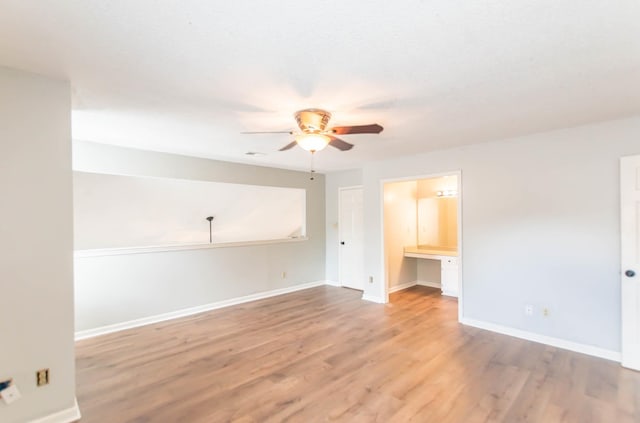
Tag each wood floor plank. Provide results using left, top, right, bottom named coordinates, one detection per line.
left=76, top=286, right=640, bottom=422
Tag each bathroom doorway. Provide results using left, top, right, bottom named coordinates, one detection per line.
left=382, top=172, right=463, bottom=320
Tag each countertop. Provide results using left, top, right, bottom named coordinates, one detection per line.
left=403, top=246, right=458, bottom=259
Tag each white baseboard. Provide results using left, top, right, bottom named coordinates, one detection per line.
left=325, top=280, right=341, bottom=287
left=388, top=281, right=442, bottom=293
left=361, top=293, right=386, bottom=304
left=460, top=317, right=621, bottom=362
left=388, top=281, right=417, bottom=293
left=416, top=280, right=441, bottom=289
left=29, top=398, right=81, bottom=423
left=76, top=281, right=328, bottom=340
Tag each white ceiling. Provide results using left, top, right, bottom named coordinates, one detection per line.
left=1, top=1, right=639, bottom=172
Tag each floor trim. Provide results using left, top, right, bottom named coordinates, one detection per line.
left=76, top=281, right=329, bottom=340
left=416, top=280, right=441, bottom=289
left=361, top=293, right=386, bottom=304
left=389, top=281, right=442, bottom=293
left=388, top=281, right=417, bottom=293
left=461, top=317, right=621, bottom=362
left=29, top=398, right=81, bottom=423
left=325, top=280, right=341, bottom=287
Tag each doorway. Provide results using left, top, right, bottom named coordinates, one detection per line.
left=339, top=186, right=364, bottom=290
left=621, top=155, right=640, bottom=370
left=381, top=172, right=463, bottom=321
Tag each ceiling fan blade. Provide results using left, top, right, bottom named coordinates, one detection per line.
left=279, top=141, right=298, bottom=151
left=328, top=136, right=354, bottom=151
left=241, top=130, right=293, bottom=134
left=330, top=123, right=383, bottom=135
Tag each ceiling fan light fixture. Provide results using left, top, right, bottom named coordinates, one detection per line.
left=242, top=108, right=382, bottom=154
left=295, top=133, right=330, bottom=152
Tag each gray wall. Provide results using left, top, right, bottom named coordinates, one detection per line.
left=327, top=116, right=640, bottom=352
left=73, top=141, right=326, bottom=332
left=0, top=67, right=76, bottom=422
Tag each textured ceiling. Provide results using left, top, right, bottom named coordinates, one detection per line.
left=1, top=1, right=639, bottom=171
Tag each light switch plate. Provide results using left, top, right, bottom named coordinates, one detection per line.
left=1, top=384, right=21, bottom=405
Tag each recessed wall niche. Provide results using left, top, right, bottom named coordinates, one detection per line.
left=73, top=171, right=306, bottom=250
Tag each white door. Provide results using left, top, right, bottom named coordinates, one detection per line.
left=339, top=187, right=364, bottom=290
left=621, top=155, right=640, bottom=370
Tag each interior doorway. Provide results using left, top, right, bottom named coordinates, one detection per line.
left=381, top=172, right=463, bottom=320
left=339, top=186, right=364, bottom=290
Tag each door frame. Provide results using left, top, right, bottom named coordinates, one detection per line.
left=621, top=155, right=640, bottom=369
left=338, top=185, right=364, bottom=290
left=379, top=170, right=464, bottom=322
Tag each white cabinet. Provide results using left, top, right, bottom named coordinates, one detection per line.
left=440, top=257, right=459, bottom=297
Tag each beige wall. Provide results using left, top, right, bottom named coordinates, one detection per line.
left=0, top=67, right=76, bottom=422
left=383, top=181, right=417, bottom=289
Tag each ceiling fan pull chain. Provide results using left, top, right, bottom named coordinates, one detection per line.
left=310, top=151, right=316, bottom=181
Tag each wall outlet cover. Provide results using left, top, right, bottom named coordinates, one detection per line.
left=0, top=384, right=21, bottom=405
left=36, top=369, right=50, bottom=386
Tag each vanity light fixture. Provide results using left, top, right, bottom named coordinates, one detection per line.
left=437, top=190, right=458, bottom=198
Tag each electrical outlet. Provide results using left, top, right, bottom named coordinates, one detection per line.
left=282, top=272, right=286, bottom=279
left=36, top=369, right=49, bottom=387
left=525, top=305, right=533, bottom=316
left=0, top=384, right=21, bottom=405
left=369, top=276, right=373, bottom=284
left=543, top=308, right=550, bottom=317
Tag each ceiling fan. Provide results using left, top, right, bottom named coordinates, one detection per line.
left=241, top=108, right=384, bottom=153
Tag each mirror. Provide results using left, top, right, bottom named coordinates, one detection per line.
left=416, top=175, right=458, bottom=251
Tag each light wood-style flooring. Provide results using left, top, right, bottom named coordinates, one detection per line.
left=76, top=286, right=640, bottom=422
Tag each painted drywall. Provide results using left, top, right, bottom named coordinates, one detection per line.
left=327, top=116, right=640, bottom=352
left=73, top=141, right=325, bottom=331
left=417, top=259, right=441, bottom=286
left=0, top=67, right=76, bottom=422
left=324, top=169, right=362, bottom=284
left=383, top=181, right=418, bottom=289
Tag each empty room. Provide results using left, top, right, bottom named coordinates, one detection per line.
left=1, top=1, right=640, bottom=422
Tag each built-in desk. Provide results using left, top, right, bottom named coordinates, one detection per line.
left=403, top=246, right=457, bottom=260
left=403, top=246, right=459, bottom=297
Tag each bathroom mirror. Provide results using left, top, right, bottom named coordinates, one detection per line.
left=416, top=176, right=458, bottom=250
